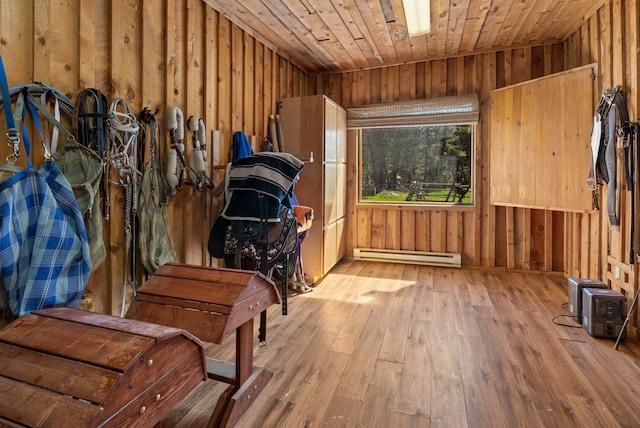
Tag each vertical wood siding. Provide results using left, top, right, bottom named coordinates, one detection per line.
left=563, top=0, right=639, bottom=304
left=315, top=46, right=568, bottom=271
left=0, top=0, right=313, bottom=315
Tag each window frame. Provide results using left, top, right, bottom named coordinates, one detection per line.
left=355, top=124, right=477, bottom=208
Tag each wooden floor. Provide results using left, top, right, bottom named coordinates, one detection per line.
left=164, top=260, right=640, bottom=428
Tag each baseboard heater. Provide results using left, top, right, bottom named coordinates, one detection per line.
left=353, top=248, right=461, bottom=268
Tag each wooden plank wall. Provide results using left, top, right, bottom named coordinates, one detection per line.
left=563, top=0, right=639, bottom=304
left=314, top=45, right=568, bottom=271
left=0, top=0, right=313, bottom=315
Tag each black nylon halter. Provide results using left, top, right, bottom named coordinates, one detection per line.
left=73, top=88, right=112, bottom=217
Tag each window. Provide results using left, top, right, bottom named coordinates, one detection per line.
left=348, top=95, right=478, bottom=206
left=359, top=125, right=474, bottom=204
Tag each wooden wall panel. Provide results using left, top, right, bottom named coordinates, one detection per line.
left=184, top=0, right=206, bottom=265
left=320, top=45, right=572, bottom=270
left=400, top=210, right=415, bottom=251
left=164, top=0, right=185, bottom=266
left=0, top=0, right=312, bottom=315
left=561, top=0, right=639, bottom=321
left=490, top=64, right=596, bottom=212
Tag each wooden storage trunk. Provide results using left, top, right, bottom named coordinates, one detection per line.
left=0, top=307, right=206, bottom=427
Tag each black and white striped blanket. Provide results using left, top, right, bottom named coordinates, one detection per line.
left=221, top=152, right=304, bottom=222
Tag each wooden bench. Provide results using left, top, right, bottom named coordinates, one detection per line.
left=126, top=263, right=281, bottom=427
left=0, top=307, right=206, bottom=427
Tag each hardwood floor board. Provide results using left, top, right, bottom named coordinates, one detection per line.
left=375, top=260, right=407, bottom=281
left=606, top=330, right=640, bottom=361
left=247, top=344, right=346, bottom=426
left=509, top=271, right=569, bottom=319
left=166, top=377, right=227, bottom=427
left=340, top=261, right=384, bottom=282
left=356, top=263, right=406, bottom=302
left=262, top=343, right=324, bottom=404
left=561, top=339, right=640, bottom=427
left=284, top=299, right=346, bottom=348
left=393, top=412, right=432, bottom=427
left=325, top=258, right=358, bottom=275
left=528, top=309, right=610, bottom=399
left=428, top=291, right=459, bottom=352
left=432, top=267, right=459, bottom=294
left=313, top=278, right=377, bottom=356
left=457, top=334, right=513, bottom=428
left=396, top=319, right=432, bottom=416
left=406, top=265, right=434, bottom=319
left=355, top=260, right=394, bottom=279
left=516, top=275, right=563, bottom=320
left=464, top=269, right=495, bottom=308
left=397, top=263, right=421, bottom=298
left=469, top=307, right=548, bottom=427
left=594, top=335, right=640, bottom=375
left=307, top=297, right=358, bottom=334
left=243, top=398, right=296, bottom=428
left=563, top=394, right=620, bottom=427
left=531, top=273, right=567, bottom=304
left=378, top=295, right=413, bottom=363
left=369, top=278, right=411, bottom=318
left=453, top=277, right=474, bottom=313
left=468, top=306, right=547, bottom=425
left=370, top=268, right=414, bottom=362
left=479, top=324, right=541, bottom=426
left=452, top=277, right=483, bottom=338
left=328, top=302, right=372, bottom=354
left=320, top=396, right=362, bottom=427
left=281, top=350, right=350, bottom=427
left=311, top=260, right=368, bottom=299
left=358, top=359, right=406, bottom=426
left=333, top=307, right=390, bottom=401
left=508, top=273, right=586, bottom=343
left=276, top=295, right=318, bottom=341
left=489, top=270, right=532, bottom=307
left=453, top=304, right=483, bottom=338
left=411, top=281, right=434, bottom=322
left=500, top=313, right=596, bottom=427
left=430, top=349, right=468, bottom=428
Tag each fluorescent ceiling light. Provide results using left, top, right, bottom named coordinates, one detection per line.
left=402, top=0, right=431, bottom=36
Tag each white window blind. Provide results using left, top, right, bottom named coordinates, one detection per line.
left=347, top=94, right=480, bottom=129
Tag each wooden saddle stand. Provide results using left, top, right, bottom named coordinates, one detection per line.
left=0, top=263, right=281, bottom=428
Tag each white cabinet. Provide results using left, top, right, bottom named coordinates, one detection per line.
left=279, top=95, right=347, bottom=283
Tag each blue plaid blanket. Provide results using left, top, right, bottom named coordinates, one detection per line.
left=0, top=161, right=91, bottom=316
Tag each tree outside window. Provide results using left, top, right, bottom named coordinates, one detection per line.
left=360, top=125, right=473, bottom=204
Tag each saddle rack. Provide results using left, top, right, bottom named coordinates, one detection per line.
left=127, top=263, right=281, bottom=427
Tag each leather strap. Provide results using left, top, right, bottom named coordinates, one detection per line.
left=604, top=105, right=619, bottom=229
left=0, top=57, right=21, bottom=160
left=73, top=88, right=112, bottom=217
left=73, top=88, right=111, bottom=157
left=40, top=91, right=61, bottom=155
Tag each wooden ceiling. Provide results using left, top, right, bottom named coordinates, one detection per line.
left=203, top=0, right=605, bottom=75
